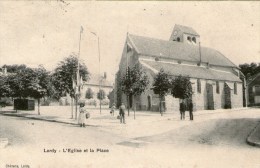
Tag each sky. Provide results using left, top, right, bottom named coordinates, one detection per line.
left=0, top=1, right=259, bottom=82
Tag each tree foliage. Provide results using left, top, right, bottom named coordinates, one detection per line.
left=239, top=62, right=260, bottom=79
left=121, top=64, right=150, bottom=96
left=116, top=71, right=122, bottom=108
left=97, top=89, right=106, bottom=100
left=153, top=69, right=171, bottom=98
left=1, top=66, right=52, bottom=99
left=2, top=64, right=27, bottom=73
left=31, top=65, right=52, bottom=100
left=85, top=88, right=94, bottom=99
left=170, top=75, right=192, bottom=100
left=0, top=76, right=11, bottom=99
left=51, top=54, right=89, bottom=99
left=0, top=65, right=53, bottom=105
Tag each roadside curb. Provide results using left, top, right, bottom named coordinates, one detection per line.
left=0, top=113, right=78, bottom=126
left=246, top=121, right=260, bottom=147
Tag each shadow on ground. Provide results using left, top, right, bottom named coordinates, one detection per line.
left=134, top=118, right=260, bottom=148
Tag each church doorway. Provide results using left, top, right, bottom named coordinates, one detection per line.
left=224, top=83, right=232, bottom=109
left=206, top=83, right=214, bottom=110
left=147, top=95, right=151, bottom=111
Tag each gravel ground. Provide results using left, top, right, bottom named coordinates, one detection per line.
left=0, top=107, right=260, bottom=168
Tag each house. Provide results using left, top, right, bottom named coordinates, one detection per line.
left=60, top=73, right=114, bottom=106
left=0, top=67, right=8, bottom=76
left=80, top=72, right=113, bottom=103
left=115, top=24, right=243, bottom=112
left=246, top=72, right=260, bottom=106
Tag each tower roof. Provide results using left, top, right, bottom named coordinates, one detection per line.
left=173, top=24, right=199, bottom=36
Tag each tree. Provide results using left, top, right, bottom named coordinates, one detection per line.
left=2, top=64, right=26, bottom=73
left=239, top=62, right=260, bottom=79
left=1, top=64, right=55, bottom=113
left=6, top=66, right=36, bottom=99
left=107, top=89, right=115, bottom=107
left=97, top=89, right=106, bottom=100
left=153, top=69, right=171, bottom=116
left=116, top=71, right=122, bottom=108
left=121, top=64, right=149, bottom=118
left=30, top=65, right=52, bottom=115
left=52, top=55, right=89, bottom=99
left=0, top=76, right=11, bottom=107
left=52, top=54, right=89, bottom=119
left=85, top=88, right=94, bottom=99
left=170, top=75, right=192, bottom=100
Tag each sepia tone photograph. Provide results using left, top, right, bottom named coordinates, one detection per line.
left=0, top=1, right=260, bottom=168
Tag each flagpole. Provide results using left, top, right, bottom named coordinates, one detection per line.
left=98, top=37, right=102, bottom=115
left=199, top=42, right=202, bottom=65
left=85, top=28, right=101, bottom=114
left=75, top=26, right=83, bottom=120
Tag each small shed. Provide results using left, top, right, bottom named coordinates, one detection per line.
left=14, top=99, right=35, bottom=110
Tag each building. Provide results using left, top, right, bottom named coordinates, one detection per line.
left=247, top=73, right=260, bottom=106
left=0, top=67, right=8, bottom=76
left=61, top=73, right=114, bottom=106
left=115, top=24, right=243, bottom=112
left=81, top=73, right=113, bottom=100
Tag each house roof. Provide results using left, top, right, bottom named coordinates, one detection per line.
left=128, top=34, right=237, bottom=68
left=247, top=72, right=260, bottom=86
left=174, top=24, right=199, bottom=36
left=140, top=60, right=241, bottom=82
left=84, top=74, right=113, bottom=87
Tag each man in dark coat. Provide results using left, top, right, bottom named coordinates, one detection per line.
left=189, top=102, right=193, bottom=120
left=179, top=102, right=185, bottom=120
left=119, top=103, right=126, bottom=124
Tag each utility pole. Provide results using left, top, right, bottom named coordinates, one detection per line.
left=199, top=42, right=202, bottom=65
left=75, top=26, right=83, bottom=120
left=98, top=37, right=102, bottom=115
left=85, top=28, right=101, bottom=114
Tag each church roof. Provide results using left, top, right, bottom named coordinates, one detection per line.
left=140, top=60, right=241, bottom=82
left=174, top=24, right=199, bottom=36
left=128, top=34, right=237, bottom=68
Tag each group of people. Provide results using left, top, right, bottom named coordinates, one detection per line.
left=111, top=103, right=126, bottom=124
left=77, top=102, right=126, bottom=128
left=179, top=101, right=193, bottom=120
left=78, top=101, right=193, bottom=127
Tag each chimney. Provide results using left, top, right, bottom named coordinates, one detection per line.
left=104, top=72, right=107, bottom=79
left=4, top=67, right=7, bottom=75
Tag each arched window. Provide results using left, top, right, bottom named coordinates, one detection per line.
left=234, top=82, right=237, bottom=94
left=177, top=37, right=180, bottom=42
left=216, top=81, right=219, bottom=94
left=192, top=37, right=196, bottom=43
left=197, top=79, right=201, bottom=93
left=187, top=36, right=191, bottom=42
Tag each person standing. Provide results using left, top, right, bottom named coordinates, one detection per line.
left=78, top=102, right=87, bottom=127
left=180, top=102, right=185, bottom=120
left=119, top=103, right=126, bottom=124
left=189, top=102, right=193, bottom=120
left=110, top=103, right=116, bottom=116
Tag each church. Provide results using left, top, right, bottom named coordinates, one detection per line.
left=115, top=24, right=243, bottom=112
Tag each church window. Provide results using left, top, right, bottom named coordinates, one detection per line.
left=192, top=37, right=196, bottom=43
left=197, top=79, right=201, bottom=93
left=187, top=36, right=191, bottom=42
left=177, top=37, right=180, bottom=42
left=216, top=81, right=219, bottom=94
left=234, top=82, right=237, bottom=94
